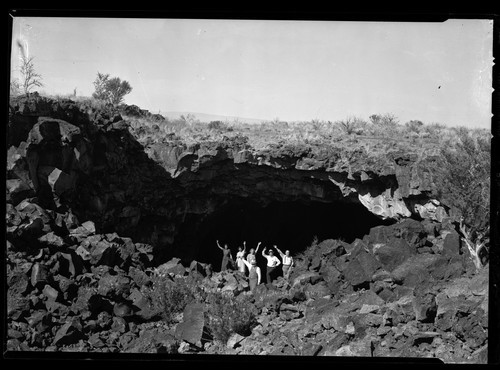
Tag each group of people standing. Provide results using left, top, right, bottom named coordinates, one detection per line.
left=216, top=240, right=294, bottom=292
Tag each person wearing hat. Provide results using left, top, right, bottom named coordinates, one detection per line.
left=261, top=245, right=281, bottom=283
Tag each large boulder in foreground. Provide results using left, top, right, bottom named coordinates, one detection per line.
left=174, top=303, right=206, bottom=347
left=25, top=118, right=92, bottom=208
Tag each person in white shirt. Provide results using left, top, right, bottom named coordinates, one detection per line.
left=236, top=241, right=247, bottom=275
left=247, top=242, right=261, bottom=266
left=261, top=246, right=281, bottom=283
left=274, top=245, right=294, bottom=281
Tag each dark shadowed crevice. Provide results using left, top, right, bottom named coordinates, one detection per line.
left=174, top=197, right=394, bottom=270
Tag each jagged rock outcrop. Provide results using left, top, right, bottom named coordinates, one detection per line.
left=5, top=93, right=488, bottom=362
left=7, top=94, right=451, bottom=263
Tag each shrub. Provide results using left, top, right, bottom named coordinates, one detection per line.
left=204, top=291, right=258, bottom=343
left=336, top=116, right=366, bottom=135
left=72, top=95, right=111, bottom=111
left=404, top=120, right=424, bottom=133
left=310, top=118, right=324, bottom=131
left=294, top=235, right=320, bottom=264
left=163, top=119, right=187, bottom=134
left=92, top=72, right=132, bottom=105
left=431, top=126, right=490, bottom=242
left=207, top=120, right=234, bottom=132
left=208, top=120, right=224, bottom=130
left=367, top=113, right=400, bottom=136
left=143, top=275, right=198, bottom=324
left=179, top=114, right=198, bottom=125
left=423, top=122, right=446, bottom=137
left=369, top=113, right=399, bottom=127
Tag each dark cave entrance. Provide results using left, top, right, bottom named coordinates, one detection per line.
left=176, top=197, right=394, bottom=271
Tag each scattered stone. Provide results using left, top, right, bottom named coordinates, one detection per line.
left=359, top=304, right=380, bottom=314
left=81, top=221, right=96, bottom=234
left=8, top=270, right=30, bottom=296
left=123, top=327, right=177, bottom=353
left=88, top=333, right=106, bottom=348
left=31, top=262, right=50, bottom=287
left=4, top=94, right=489, bottom=361
left=45, top=299, right=69, bottom=316
left=42, top=284, right=59, bottom=301
left=175, top=303, right=205, bottom=347
left=111, top=316, right=128, bottom=333
left=300, top=342, right=323, bottom=356
left=6, top=178, right=34, bottom=205
left=53, top=317, right=84, bottom=346
left=442, top=230, right=461, bottom=258
left=97, top=272, right=131, bottom=299
left=90, top=240, right=120, bottom=266
left=343, top=259, right=370, bottom=287
left=373, top=238, right=414, bottom=272
left=38, top=232, right=65, bottom=248
left=292, top=272, right=322, bottom=287
left=227, top=333, right=245, bottom=349
left=113, top=301, right=134, bottom=318
left=75, top=245, right=91, bottom=261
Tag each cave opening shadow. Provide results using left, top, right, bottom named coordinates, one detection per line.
left=185, top=198, right=393, bottom=273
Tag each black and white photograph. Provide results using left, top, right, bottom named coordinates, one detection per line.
left=5, top=11, right=495, bottom=365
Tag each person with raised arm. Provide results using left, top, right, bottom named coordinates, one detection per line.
left=247, top=241, right=261, bottom=265
left=216, top=240, right=233, bottom=271
left=274, top=245, right=294, bottom=281
left=236, top=241, right=247, bottom=275
left=262, top=245, right=281, bottom=283
left=241, top=255, right=261, bottom=292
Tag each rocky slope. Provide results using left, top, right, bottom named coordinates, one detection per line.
left=8, top=94, right=450, bottom=261
left=5, top=93, right=488, bottom=362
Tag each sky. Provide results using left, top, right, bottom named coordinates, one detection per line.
left=10, top=17, right=493, bottom=128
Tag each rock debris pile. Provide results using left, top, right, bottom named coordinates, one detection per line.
left=6, top=93, right=488, bottom=363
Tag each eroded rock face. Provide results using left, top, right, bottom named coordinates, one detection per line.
left=5, top=94, right=488, bottom=362
left=7, top=94, right=456, bottom=266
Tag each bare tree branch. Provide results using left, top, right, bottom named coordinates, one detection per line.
left=19, top=55, right=43, bottom=94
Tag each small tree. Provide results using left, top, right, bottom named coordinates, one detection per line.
left=92, top=72, right=109, bottom=101
left=432, top=127, right=490, bottom=270
left=92, top=72, right=132, bottom=105
left=19, top=55, right=43, bottom=94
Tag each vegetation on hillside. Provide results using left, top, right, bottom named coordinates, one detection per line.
left=92, top=72, right=132, bottom=105
left=10, top=55, right=44, bottom=96
left=431, top=127, right=490, bottom=269
left=10, top=89, right=491, bottom=270
left=143, top=273, right=257, bottom=344
left=120, top=108, right=490, bottom=270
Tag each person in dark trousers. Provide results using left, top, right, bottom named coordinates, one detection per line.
left=261, top=246, right=281, bottom=283
left=216, top=240, right=233, bottom=271
left=242, top=257, right=261, bottom=293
